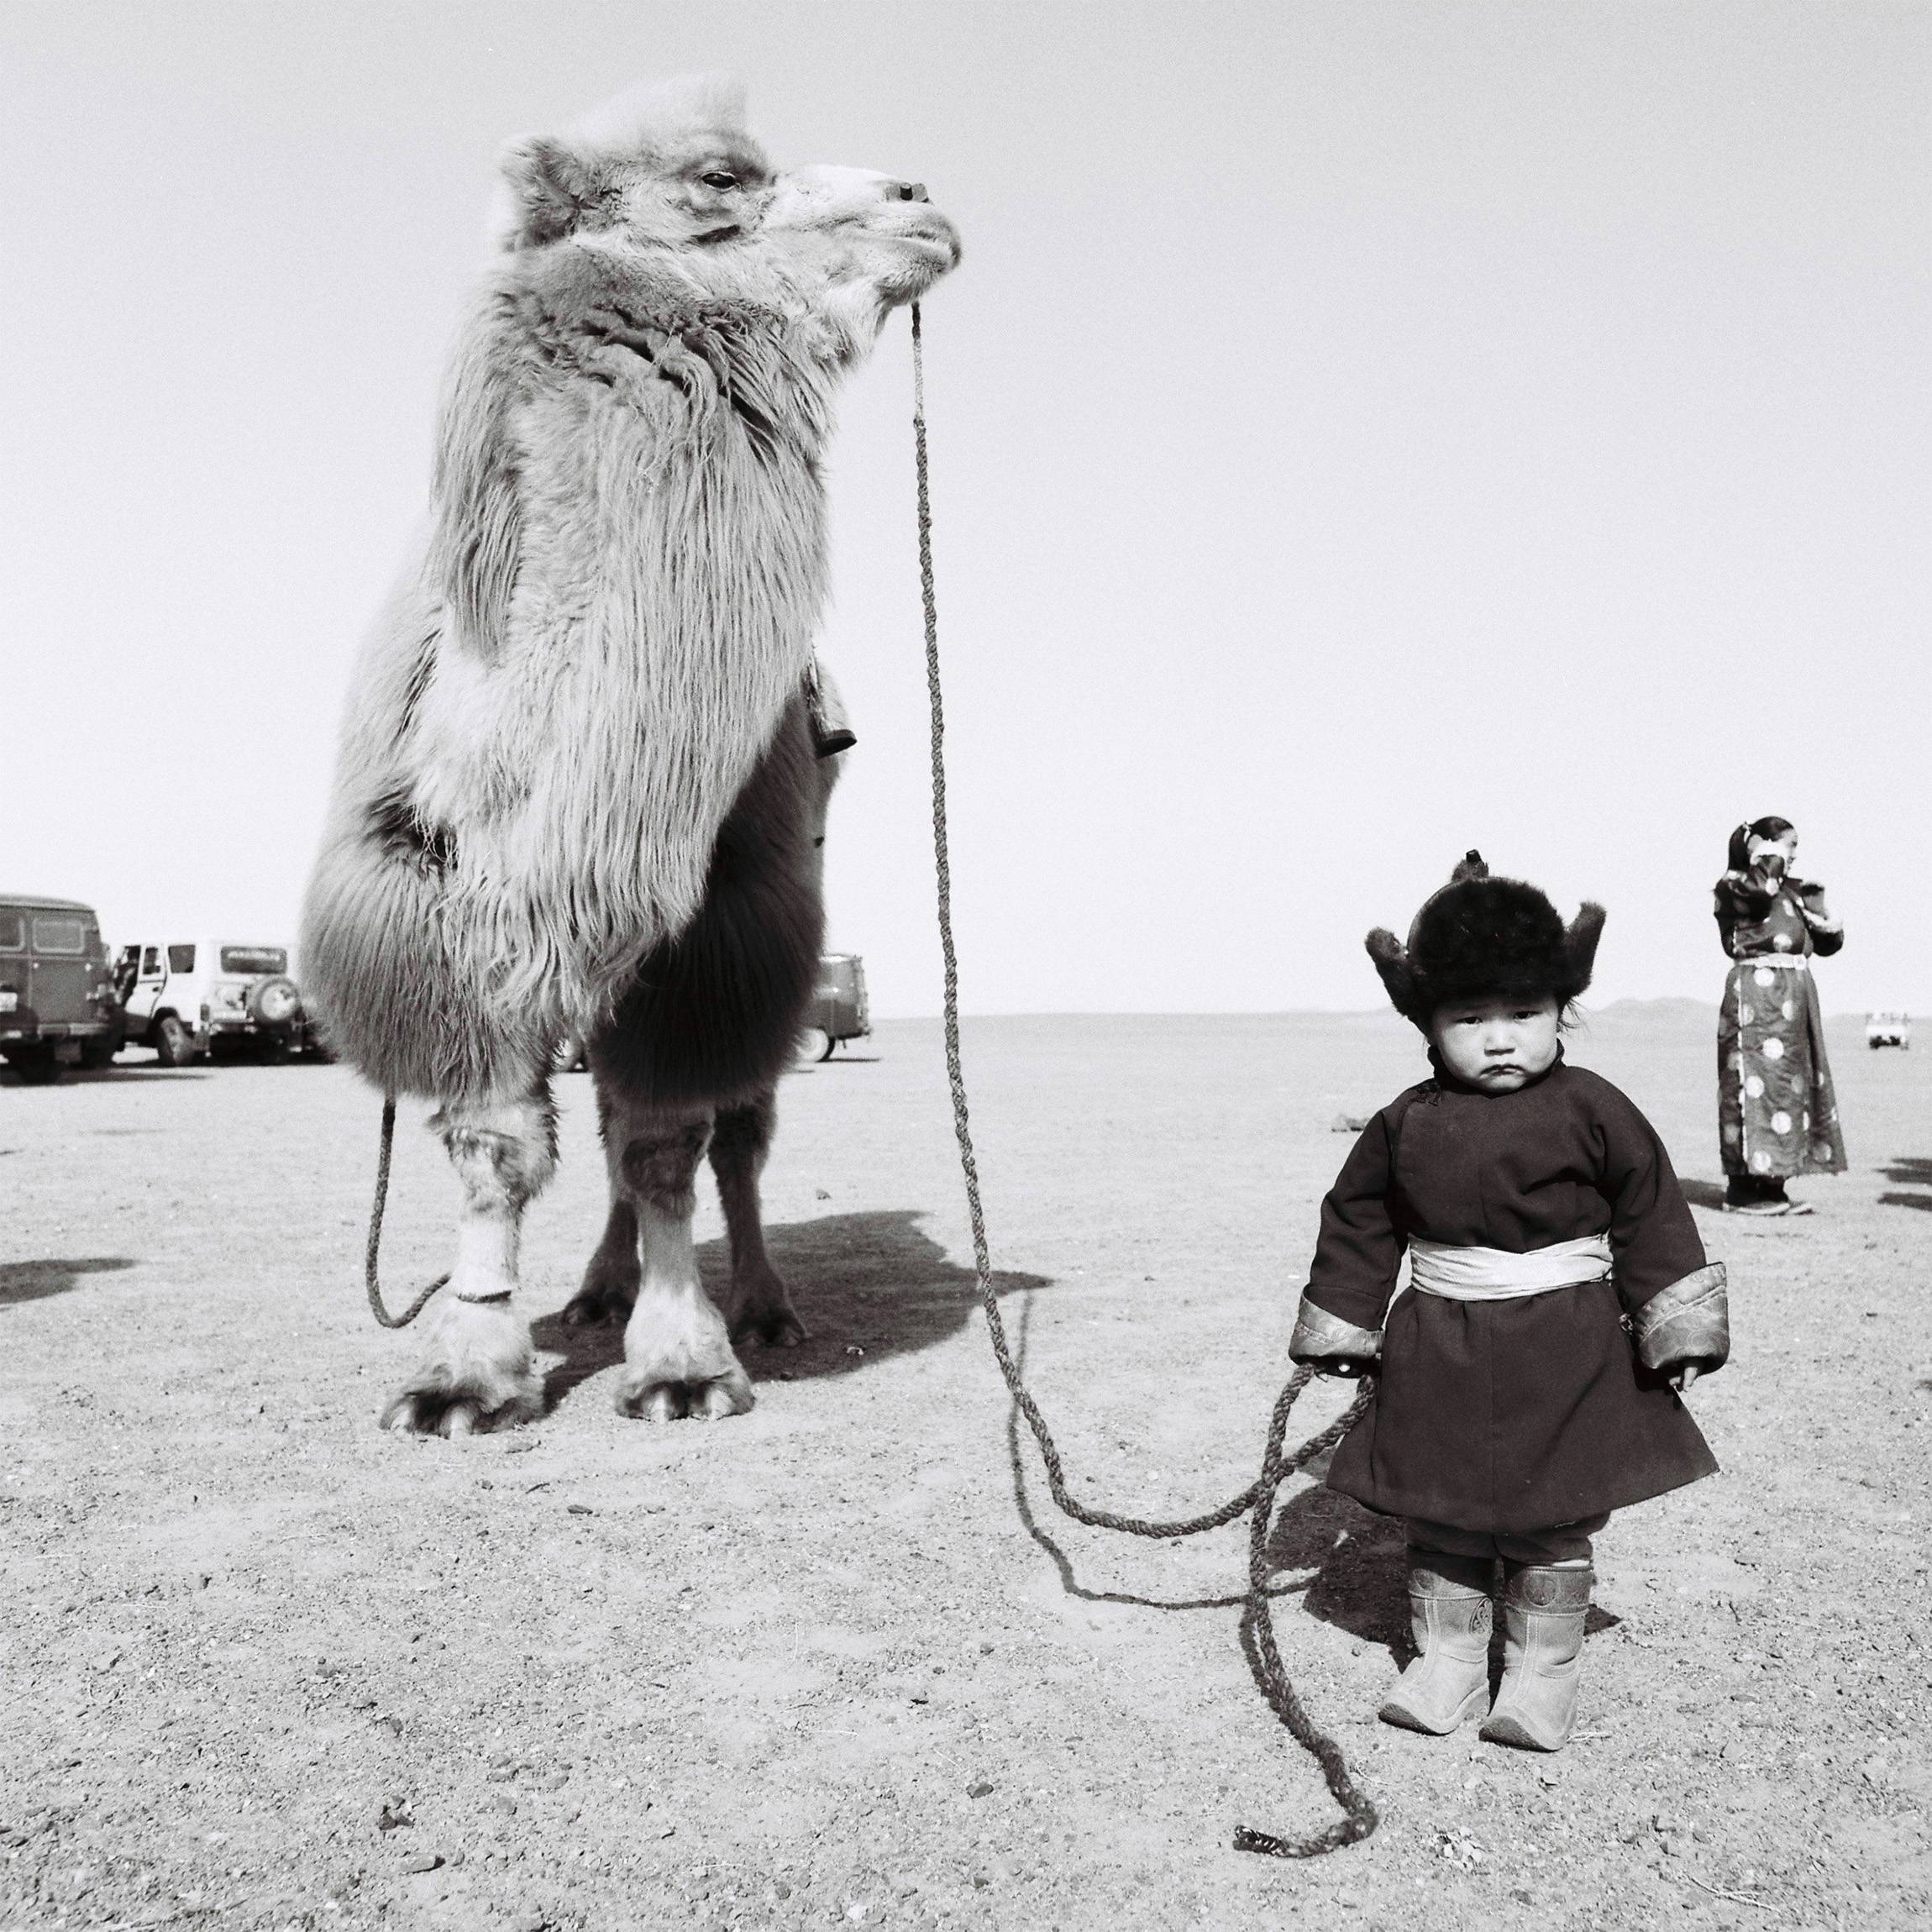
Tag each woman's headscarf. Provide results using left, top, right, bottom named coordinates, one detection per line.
left=1728, top=816, right=1794, bottom=873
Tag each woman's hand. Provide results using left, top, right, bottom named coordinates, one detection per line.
left=1671, top=1363, right=1701, bottom=1393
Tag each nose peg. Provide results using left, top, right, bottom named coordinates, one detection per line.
left=895, top=181, right=928, bottom=202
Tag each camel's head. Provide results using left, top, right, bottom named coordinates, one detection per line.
left=761, top=163, right=961, bottom=328
left=491, top=76, right=959, bottom=333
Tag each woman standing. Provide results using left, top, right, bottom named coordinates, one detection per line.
left=1714, top=817, right=1846, bottom=1214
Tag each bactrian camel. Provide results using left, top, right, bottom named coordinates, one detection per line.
left=300, top=76, right=960, bottom=1433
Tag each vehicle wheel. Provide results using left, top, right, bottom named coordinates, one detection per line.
left=155, top=1016, right=196, bottom=1067
left=818, top=1032, right=839, bottom=1062
left=79, top=1036, right=118, bottom=1071
left=250, top=976, right=301, bottom=1026
left=794, top=1026, right=832, bottom=1068
left=8, top=1045, right=60, bottom=1084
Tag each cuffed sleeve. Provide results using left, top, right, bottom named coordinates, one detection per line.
left=1630, top=1263, right=1730, bottom=1374
left=1713, top=871, right=1772, bottom=956
left=1289, top=1294, right=1383, bottom=1368
left=1806, top=912, right=1845, bottom=957
left=1796, top=880, right=1844, bottom=955
left=1588, top=1081, right=1713, bottom=1319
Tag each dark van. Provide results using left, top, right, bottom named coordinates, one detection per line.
left=0, top=895, right=123, bottom=1082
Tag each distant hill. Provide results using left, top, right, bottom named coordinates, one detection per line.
left=1574, top=997, right=1717, bottom=1029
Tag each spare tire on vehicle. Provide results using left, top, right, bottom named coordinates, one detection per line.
left=250, top=977, right=301, bottom=1026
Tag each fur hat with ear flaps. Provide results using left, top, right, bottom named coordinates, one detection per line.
left=1366, top=851, right=1606, bottom=1032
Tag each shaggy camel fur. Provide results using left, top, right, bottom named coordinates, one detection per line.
left=299, top=76, right=959, bottom=1433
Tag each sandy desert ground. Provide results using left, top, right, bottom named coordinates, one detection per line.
left=2, top=1005, right=1928, bottom=1931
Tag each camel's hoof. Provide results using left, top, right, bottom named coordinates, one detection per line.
left=727, top=1268, right=807, bottom=1348
left=379, top=1303, right=543, bottom=1437
left=563, top=1263, right=640, bottom=1329
left=380, top=1384, right=538, bottom=1438
left=613, top=1363, right=755, bottom=1423
left=730, top=1305, right=808, bottom=1349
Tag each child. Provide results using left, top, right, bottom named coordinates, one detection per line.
left=1289, top=853, right=1729, bottom=1751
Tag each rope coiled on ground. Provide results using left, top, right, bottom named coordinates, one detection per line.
left=910, top=302, right=1378, bottom=1858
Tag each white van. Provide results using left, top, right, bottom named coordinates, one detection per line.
left=113, top=940, right=328, bottom=1066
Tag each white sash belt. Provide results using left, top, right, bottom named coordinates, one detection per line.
left=1734, top=953, right=1808, bottom=969
left=1410, top=1234, right=1613, bottom=1302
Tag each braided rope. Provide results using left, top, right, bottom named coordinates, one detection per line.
left=364, top=1095, right=449, bottom=1329
left=909, top=304, right=1378, bottom=1856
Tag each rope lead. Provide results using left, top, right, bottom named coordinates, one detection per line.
left=909, top=302, right=1378, bottom=1857
left=365, top=1095, right=449, bottom=1329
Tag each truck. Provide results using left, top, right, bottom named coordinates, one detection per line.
left=796, top=953, right=872, bottom=1063
left=0, top=894, right=124, bottom=1082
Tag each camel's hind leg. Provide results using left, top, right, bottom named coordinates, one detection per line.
left=563, top=1194, right=640, bottom=1331
left=711, top=1088, right=806, bottom=1348
left=595, top=1097, right=754, bottom=1423
left=380, top=1085, right=555, bottom=1437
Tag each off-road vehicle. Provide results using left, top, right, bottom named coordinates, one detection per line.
left=113, top=940, right=330, bottom=1065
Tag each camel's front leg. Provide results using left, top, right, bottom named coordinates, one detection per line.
left=605, top=1104, right=755, bottom=1422
left=379, top=1087, right=555, bottom=1436
left=711, top=1089, right=806, bottom=1348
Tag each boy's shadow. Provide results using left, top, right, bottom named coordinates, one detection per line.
left=1266, top=1448, right=1621, bottom=1671
left=1264, top=1452, right=1412, bottom=1658
left=532, top=1208, right=1050, bottom=1404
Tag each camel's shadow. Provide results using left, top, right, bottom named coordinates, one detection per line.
left=531, top=1209, right=1050, bottom=1406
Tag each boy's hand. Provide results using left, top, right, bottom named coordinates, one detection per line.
left=1671, top=1363, right=1700, bottom=1393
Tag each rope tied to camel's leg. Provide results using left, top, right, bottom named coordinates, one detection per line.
left=365, top=1095, right=449, bottom=1329
left=911, top=302, right=1377, bottom=1852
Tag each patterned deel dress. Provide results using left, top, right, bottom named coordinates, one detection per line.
left=1714, top=870, right=1846, bottom=1180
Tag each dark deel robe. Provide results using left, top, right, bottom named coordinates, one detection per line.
left=1291, top=1054, right=1727, bottom=1534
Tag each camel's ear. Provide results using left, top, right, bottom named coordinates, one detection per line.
left=1564, top=901, right=1607, bottom=996
left=496, top=134, right=605, bottom=249
left=1450, top=848, right=1488, bottom=885
left=1366, top=927, right=1422, bottom=1023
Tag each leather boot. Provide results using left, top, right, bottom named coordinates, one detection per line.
left=1479, top=1562, right=1593, bottom=1751
left=1378, top=1551, right=1494, bottom=1735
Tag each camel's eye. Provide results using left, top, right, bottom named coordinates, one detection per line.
left=699, top=171, right=738, bottom=191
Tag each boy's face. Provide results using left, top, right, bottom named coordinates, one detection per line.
left=1428, top=995, right=1562, bottom=1092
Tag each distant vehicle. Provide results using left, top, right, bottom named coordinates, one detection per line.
left=1866, top=1011, right=1912, bottom=1050
left=562, top=955, right=874, bottom=1074
left=796, top=953, right=871, bottom=1063
left=0, top=894, right=123, bottom=1082
left=112, top=940, right=331, bottom=1066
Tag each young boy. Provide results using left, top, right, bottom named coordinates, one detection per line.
left=1289, top=853, right=1729, bottom=1751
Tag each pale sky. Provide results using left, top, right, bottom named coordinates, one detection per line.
left=3, top=1, right=1925, bottom=1016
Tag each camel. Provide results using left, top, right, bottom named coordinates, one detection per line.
left=299, top=76, right=960, bottom=1434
